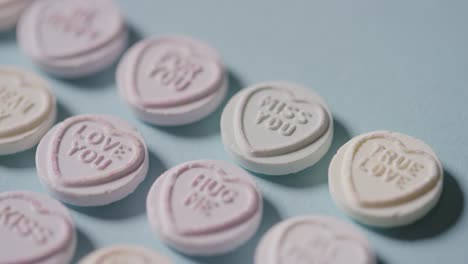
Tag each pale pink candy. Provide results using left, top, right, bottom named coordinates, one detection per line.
left=117, top=35, right=227, bottom=126
left=146, top=160, right=263, bottom=256
left=17, top=0, right=127, bottom=78
left=0, top=0, right=34, bottom=32
left=0, top=191, right=76, bottom=264
left=36, top=114, right=149, bottom=207
left=255, top=215, right=376, bottom=264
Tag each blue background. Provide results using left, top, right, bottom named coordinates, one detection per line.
left=1, top=0, right=467, bottom=263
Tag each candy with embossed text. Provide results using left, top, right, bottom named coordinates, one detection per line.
left=117, top=35, right=227, bottom=126
left=0, top=191, right=76, bottom=264
left=221, top=81, right=333, bottom=175
left=146, top=160, right=262, bottom=256
left=255, top=215, right=375, bottom=264
left=78, top=245, right=172, bottom=264
left=36, top=114, right=149, bottom=206
left=328, top=131, right=444, bottom=227
left=0, top=67, right=56, bottom=155
left=17, top=0, right=128, bottom=78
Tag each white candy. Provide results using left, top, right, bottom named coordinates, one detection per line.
left=0, top=0, right=33, bottom=32
left=255, top=215, right=376, bottom=264
left=0, top=67, right=56, bottom=155
left=329, top=131, right=444, bottom=227
left=78, top=245, right=172, bottom=264
left=221, top=81, right=333, bottom=175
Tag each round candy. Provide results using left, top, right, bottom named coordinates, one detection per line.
left=146, top=160, right=263, bottom=256
left=255, top=215, right=375, bottom=264
left=0, top=0, right=33, bottom=32
left=78, top=245, right=172, bottom=264
left=117, top=35, right=227, bottom=126
left=329, top=131, right=443, bottom=227
left=0, top=191, right=76, bottom=264
left=17, top=0, right=128, bottom=78
left=221, top=81, right=333, bottom=175
left=0, top=67, right=56, bottom=155
left=36, top=114, right=149, bottom=207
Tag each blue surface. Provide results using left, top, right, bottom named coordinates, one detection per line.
left=1, top=0, right=467, bottom=263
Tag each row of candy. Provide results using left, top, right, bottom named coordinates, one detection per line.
left=0, top=0, right=444, bottom=263
left=1, top=184, right=376, bottom=263
left=0, top=66, right=444, bottom=262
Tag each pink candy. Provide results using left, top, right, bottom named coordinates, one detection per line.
left=36, top=114, right=149, bottom=207
left=18, top=0, right=128, bottom=77
left=117, top=35, right=227, bottom=125
left=0, top=191, right=76, bottom=264
left=146, top=160, right=263, bottom=256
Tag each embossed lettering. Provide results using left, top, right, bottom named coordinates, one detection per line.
left=184, top=174, right=238, bottom=217
left=48, top=7, right=99, bottom=40
left=359, top=144, right=427, bottom=189
left=68, top=140, right=86, bottom=156
left=66, top=125, right=130, bottom=171
left=0, top=86, right=36, bottom=123
left=102, top=137, right=120, bottom=151
left=87, top=131, right=104, bottom=145
left=80, top=149, right=97, bottom=163
left=0, top=205, right=53, bottom=244
left=148, top=53, right=203, bottom=91
left=255, top=96, right=312, bottom=137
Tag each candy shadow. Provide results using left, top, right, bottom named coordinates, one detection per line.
left=71, top=228, right=95, bottom=263
left=253, top=118, right=351, bottom=188
left=0, top=28, right=16, bottom=43
left=69, top=149, right=166, bottom=219
left=56, top=100, right=73, bottom=123
left=56, top=24, right=143, bottom=89
left=0, top=101, right=72, bottom=168
left=186, top=197, right=281, bottom=264
left=155, top=70, right=244, bottom=138
left=377, top=255, right=389, bottom=264
left=368, top=169, right=464, bottom=240
left=0, top=147, right=36, bottom=168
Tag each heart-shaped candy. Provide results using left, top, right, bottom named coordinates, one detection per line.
left=34, top=0, right=123, bottom=59
left=272, top=219, right=369, bottom=264
left=160, top=162, right=259, bottom=236
left=342, top=132, right=440, bottom=207
left=127, top=38, right=223, bottom=108
left=234, top=86, right=329, bottom=157
left=49, top=116, right=145, bottom=187
left=0, top=193, right=72, bottom=263
left=0, top=70, right=52, bottom=137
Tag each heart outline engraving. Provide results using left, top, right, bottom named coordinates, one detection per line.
left=33, top=0, right=124, bottom=59
left=341, top=132, right=441, bottom=208
left=160, top=162, right=259, bottom=236
left=271, top=219, right=369, bottom=264
left=234, top=86, right=329, bottom=157
left=127, top=39, right=223, bottom=109
left=0, top=192, right=72, bottom=264
left=49, top=116, right=145, bottom=187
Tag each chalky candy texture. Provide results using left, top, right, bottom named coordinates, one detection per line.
left=0, top=0, right=33, bottom=31
left=36, top=114, right=149, bottom=206
left=0, top=191, right=76, bottom=264
left=117, top=35, right=227, bottom=126
left=255, top=215, right=375, bottom=264
left=146, top=160, right=263, bottom=256
left=17, top=0, right=127, bottom=77
left=0, top=67, right=56, bottom=155
left=221, top=81, right=333, bottom=175
left=78, top=245, right=172, bottom=264
left=329, top=131, right=444, bottom=227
